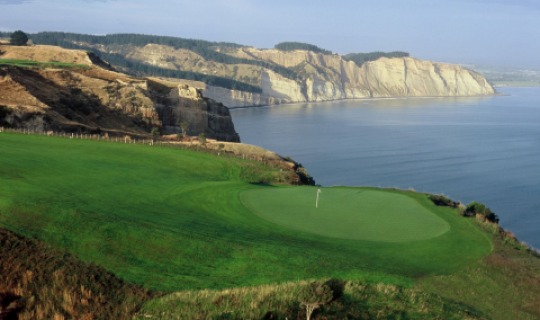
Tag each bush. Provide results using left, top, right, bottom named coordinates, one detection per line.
left=465, top=201, right=499, bottom=223
left=298, top=282, right=334, bottom=320
left=344, top=51, right=410, bottom=67
left=274, top=42, right=332, bottom=55
left=428, top=194, right=459, bottom=208
left=151, top=127, right=160, bottom=139
left=10, top=30, right=28, bottom=46
left=465, top=202, right=487, bottom=216
left=324, top=278, right=345, bottom=301
left=198, top=132, right=206, bottom=145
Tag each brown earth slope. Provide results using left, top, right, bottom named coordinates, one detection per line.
left=0, top=228, right=152, bottom=320
left=0, top=45, right=239, bottom=141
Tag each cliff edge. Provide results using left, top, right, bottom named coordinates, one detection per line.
left=203, top=49, right=495, bottom=107
left=0, top=45, right=239, bottom=141
left=25, top=33, right=495, bottom=108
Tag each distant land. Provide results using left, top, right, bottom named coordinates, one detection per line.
left=475, top=66, right=540, bottom=87
left=1, top=32, right=495, bottom=108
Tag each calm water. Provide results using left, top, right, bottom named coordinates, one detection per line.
left=230, top=87, right=540, bottom=249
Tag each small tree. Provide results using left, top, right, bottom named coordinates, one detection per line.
left=180, top=121, right=189, bottom=138
left=298, top=282, right=334, bottom=320
left=198, top=132, right=206, bottom=145
left=151, top=127, right=160, bottom=140
left=465, top=201, right=499, bottom=223
left=464, top=201, right=487, bottom=217
left=10, top=30, right=28, bottom=46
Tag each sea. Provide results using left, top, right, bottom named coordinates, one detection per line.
left=230, top=87, right=540, bottom=249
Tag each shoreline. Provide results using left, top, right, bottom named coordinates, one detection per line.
left=227, top=86, right=540, bottom=250
left=227, top=92, right=503, bottom=110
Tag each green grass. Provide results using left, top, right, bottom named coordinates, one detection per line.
left=419, top=237, right=540, bottom=320
left=0, top=58, right=89, bottom=69
left=241, top=187, right=450, bottom=242
left=0, top=132, right=492, bottom=292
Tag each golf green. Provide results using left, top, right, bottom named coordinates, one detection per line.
left=240, top=187, right=450, bottom=242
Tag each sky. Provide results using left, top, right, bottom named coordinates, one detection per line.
left=1, top=0, right=539, bottom=69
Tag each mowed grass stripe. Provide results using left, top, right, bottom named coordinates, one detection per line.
left=240, top=187, right=450, bottom=242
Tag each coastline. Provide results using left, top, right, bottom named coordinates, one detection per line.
left=227, top=92, right=502, bottom=109
left=229, top=86, right=540, bottom=250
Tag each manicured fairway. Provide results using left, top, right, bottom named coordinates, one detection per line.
left=241, top=187, right=450, bottom=242
left=0, top=133, right=492, bottom=291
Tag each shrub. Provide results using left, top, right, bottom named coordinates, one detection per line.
left=151, top=127, right=160, bottom=139
left=324, top=278, right=345, bottom=301
left=198, top=132, right=206, bottom=145
left=10, top=30, right=28, bottom=46
left=274, top=41, right=332, bottom=55
left=180, top=121, right=189, bottom=138
left=298, top=282, right=334, bottom=320
left=428, top=194, right=459, bottom=208
left=465, top=201, right=499, bottom=223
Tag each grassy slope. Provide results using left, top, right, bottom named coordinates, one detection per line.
left=419, top=233, right=540, bottom=320
left=1, top=133, right=539, bottom=319
left=0, top=132, right=491, bottom=293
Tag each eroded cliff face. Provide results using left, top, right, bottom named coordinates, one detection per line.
left=204, top=49, right=495, bottom=107
left=29, top=36, right=496, bottom=108
left=0, top=45, right=239, bottom=142
left=360, top=57, right=494, bottom=97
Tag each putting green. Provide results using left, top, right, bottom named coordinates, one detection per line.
left=240, top=187, right=450, bottom=242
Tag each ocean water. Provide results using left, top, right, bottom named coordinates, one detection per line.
left=230, top=87, right=540, bottom=249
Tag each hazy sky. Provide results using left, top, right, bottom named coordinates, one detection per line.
left=1, top=0, right=539, bottom=68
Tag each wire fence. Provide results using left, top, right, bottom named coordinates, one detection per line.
left=0, top=126, right=299, bottom=177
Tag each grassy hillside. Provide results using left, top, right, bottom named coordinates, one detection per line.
left=1, top=132, right=539, bottom=319
left=0, top=132, right=492, bottom=291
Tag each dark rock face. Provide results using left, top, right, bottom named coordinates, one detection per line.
left=152, top=83, right=240, bottom=142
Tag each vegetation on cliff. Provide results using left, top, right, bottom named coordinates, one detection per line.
left=344, top=51, right=410, bottom=67
left=274, top=41, right=332, bottom=54
left=8, top=30, right=28, bottom=46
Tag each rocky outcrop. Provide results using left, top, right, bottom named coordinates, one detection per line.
left=0, top=45, right=240, bottom=142
left=150, top=80, right=239, bottom=142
